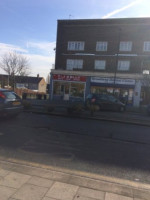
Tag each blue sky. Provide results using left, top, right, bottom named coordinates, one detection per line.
left=0, top=0, right=150, bottom=79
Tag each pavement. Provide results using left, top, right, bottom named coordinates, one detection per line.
left=0, top=159, right=150, bottom=200
left=24, top=99, right=150, bottom=127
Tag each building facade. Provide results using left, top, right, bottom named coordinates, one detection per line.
left=0, top=74, right=47, bottom=93
left=50, top=18, right=150, bottom=106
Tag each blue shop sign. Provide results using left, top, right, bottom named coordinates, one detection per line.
left=91, top=77, right=135, bottom=88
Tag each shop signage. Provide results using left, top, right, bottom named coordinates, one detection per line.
left=53, top=74, right=86, bottom=82
left=91, top=77, right=135, bottom=85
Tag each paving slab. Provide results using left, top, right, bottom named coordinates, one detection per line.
left=27, top=176, right=54, bottom=188
left=0, top=171, right=31, bottom=189
left=77, top=187, right=105, bottom=200
left=133, top=188, right=150, bottom=200
left=69, top=176, right=133, bottom=198
left=12, top=183, right=48, bottom=200
left=105, top=192, right=133, bottom=200
left=0, top=185, right=16, bottom=200
left=0, top=168, right=10, bottom=177
left=8, top=199, right=17, bottom=200
left=8, top=164, right=71, bottom=182
left=134, top=198, right=146, bottom=200
left=74, top=195, right=96, bottom=200
left=46, top=182, right=79, bottom=200
left=42, top=197, right=59, bottom=200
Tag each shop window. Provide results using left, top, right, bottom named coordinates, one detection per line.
left=53, top=82, right=62, bottom=95
left=66, top=59, right=83, bottom=70
left=70, top=83, right=84, bottom=98
left=91, top=86, right=107, bottom=94
left=117, top=60, right=130, bottom=71
left=53, top=81, right=85, bottom=98
left=68, top=41, right=85, bottom=51
left=95, top=60, right=106, bottom=70
left=143, top=41, right=150, bottom=52
left=119, top=41, right=132, bottom=51
left=96, top=41, right=107, bottom=51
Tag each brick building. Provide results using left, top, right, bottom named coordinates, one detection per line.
left=0, top=74, right=47, bottom=93
left=50, top=18, right=150, bottom=106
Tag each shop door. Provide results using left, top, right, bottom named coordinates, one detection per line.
left=60, top=84, right=70, bottom=100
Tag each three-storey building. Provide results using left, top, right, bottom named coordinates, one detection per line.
left=50, top=18, right=150, bottom=106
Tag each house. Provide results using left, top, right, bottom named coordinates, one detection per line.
left=50, top=17, right=150, bottom=107
left=0, top=74, right=9, bottom=89
left=0, top=74, right=47, bottom=93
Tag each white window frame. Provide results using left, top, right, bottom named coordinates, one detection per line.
left=95, top=60, right=106, bottom=70
left=96, top=41, right=108, bottom=51
left=143, top=41, right=150, bottom=52
left=117, top=60, right=130, bottom=71
left=119, top=41, right=132, bottom=51
left=68, top=41, right=85, bottom=51
left=66, top=59, right=83, bottom=70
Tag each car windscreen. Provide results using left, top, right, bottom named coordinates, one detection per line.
left=3, top=91, right=20, bottom=99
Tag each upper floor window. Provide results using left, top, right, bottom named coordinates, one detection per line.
left=66, top=59, right=83, bottom=70
left=96, top=42, right=107, bottom=51
left=119, top=41, right=132, bottom=51
left=143, top=41, right=150, bottom=52
left=68, top=41, right=85, bottom=51
left=117, top=60, right=130, bottom=71
left=95, top=60, right=106, bottom=70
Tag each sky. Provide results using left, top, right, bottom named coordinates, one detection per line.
left=0, top=0, right=150, bottom=79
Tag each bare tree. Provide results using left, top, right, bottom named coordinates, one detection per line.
left=0, top=52, right=30, bottom=89
left=0, top=51, right=30, bottom=76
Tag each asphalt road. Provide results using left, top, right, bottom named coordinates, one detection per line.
left=0, top=112, right=150, bottom=184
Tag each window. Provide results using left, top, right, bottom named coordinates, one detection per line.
left=16, top=83, right=26, bottom=88
left=66, top=59, right=83, bottom=70
left=117, top=60, right=130, bottom=71
left=95, top=60, right=106, bottom=70
left=119, top=41, right=132, bottom=51
left=96, top=42, right=107, bottom=51
left=68, top=41, right=84, bottom=51
left=53, top=81, right=84, bottom=98
left=143, top=41, right=150, bottom=51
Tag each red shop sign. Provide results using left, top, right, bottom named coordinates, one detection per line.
left=53, top=74, right=86, bottom=82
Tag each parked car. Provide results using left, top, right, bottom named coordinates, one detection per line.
left=0, top=89, right=23, bottom=118
left=85, top=93, right=126, bottom=112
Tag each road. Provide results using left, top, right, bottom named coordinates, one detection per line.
left=0, top=112, right=150, bottom=184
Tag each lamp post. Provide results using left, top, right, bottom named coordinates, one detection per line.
left=113, top=28, right=121, bottom=95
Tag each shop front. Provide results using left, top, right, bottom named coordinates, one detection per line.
left=52, top=74, right=86, bottom=101
left=90, top=77, right=136, bottom=105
